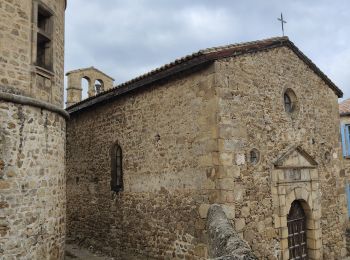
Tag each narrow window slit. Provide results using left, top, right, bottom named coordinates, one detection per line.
left=111, top=143, right=123, bottom=192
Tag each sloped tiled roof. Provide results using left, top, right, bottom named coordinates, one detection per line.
left=67, top=36, right=343, bottom=114
left=340, top=98, right=350, bottom=115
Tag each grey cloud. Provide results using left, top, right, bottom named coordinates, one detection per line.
left=65, top=0, right=350, bottom=99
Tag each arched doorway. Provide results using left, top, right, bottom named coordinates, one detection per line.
left=287, top=200, right=308, bottom=259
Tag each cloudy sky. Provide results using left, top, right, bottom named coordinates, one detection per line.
left=65, top=0, right=350, bottom=100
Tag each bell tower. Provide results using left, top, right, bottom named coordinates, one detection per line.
left=0, top=0, right=67, bottom=259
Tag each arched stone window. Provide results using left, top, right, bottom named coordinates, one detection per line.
left=249, top=148, right=260, bottom=165
left=284, top=93, right=292, bottom=112
left=283, top=88, right=298, bottom=114
left=111, top=143, right=123, bottom=192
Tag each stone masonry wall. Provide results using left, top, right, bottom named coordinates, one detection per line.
left=0, top=101, right=66, bottom=259
left=0, top=0, right=66, bottom=259
left=214, top=46, right=347, bottom=259
left=0, top=0, right=66, bottom=107
left=66, top=65, right=219, bottom=259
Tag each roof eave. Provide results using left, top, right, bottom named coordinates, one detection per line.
left=66, top=37, right=343, bottom=114
left=67, top=38, right=289, bottom=114
left=67, top=56, right=213, bottom=114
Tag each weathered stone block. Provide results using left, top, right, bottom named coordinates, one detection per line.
left=222, top=204, right=235, bottom=219
left=235, top=218, right=246, bottom=232
left=198, top=204, right=210, bottom=219
left=215, top=178, right=234, bottom=190
left=0, top=180, right=10, bottom=189
left=219, top=153, right=234, bottom=166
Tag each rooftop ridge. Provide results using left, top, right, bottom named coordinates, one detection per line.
left=200, top=36, right=289, bottom=54
left=66, top=36, right=342, bottom=113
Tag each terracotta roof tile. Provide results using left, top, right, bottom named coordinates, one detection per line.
left=340, top=98, right=350, bottom=115
left=67, top=36, right=343, bottom=114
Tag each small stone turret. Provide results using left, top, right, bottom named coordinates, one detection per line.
left=66, top=67, right=115, bottom=107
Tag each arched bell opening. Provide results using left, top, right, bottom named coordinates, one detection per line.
left=94, top=79, right=104, bottom=94
left=81, top=76, right=91, bottom=100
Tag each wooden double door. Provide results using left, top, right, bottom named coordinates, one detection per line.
left=287, top=200, right=308, bottom=260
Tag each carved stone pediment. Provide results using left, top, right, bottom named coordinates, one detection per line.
left=274, top=146, right=318, bottom=169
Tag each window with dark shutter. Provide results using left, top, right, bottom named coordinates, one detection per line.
left=111, top=144, right=123, bottom=192
left=346, top=183, right=350, bottom=218
left=341, top=124, right=350, bottom=157
left=36, top=5, right=53, bottom=71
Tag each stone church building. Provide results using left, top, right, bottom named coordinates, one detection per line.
left=0, top=1, right=348, bottom=260
left=65, top=37, right=347, bottom=259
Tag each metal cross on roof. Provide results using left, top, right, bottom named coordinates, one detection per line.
left=277, top=13, right=287, bottom=36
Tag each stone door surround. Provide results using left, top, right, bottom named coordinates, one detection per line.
left=272, top=146, right=321, bottom=260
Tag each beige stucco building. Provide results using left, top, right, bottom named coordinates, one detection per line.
left=0, top=0, right=67, bottom=259
left=65, top=37, right=347, bottom=259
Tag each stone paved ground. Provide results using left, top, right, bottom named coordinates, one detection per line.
left=65, top=243, right=155, bottom=260
left=65, top=244, right=350, bottom=260
left=65, top=244, right=114, bottom=260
